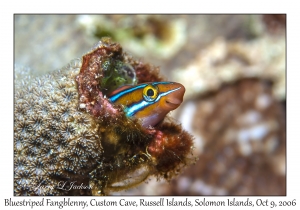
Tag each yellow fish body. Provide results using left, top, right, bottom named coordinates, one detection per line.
left=109, top=82, right=185, bottom=127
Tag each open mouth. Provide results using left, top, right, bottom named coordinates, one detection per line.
left=166, top=98, right=182, bottom=109
left=166, top=98, right=181, bottom=105
left=161, top=82, right=185, bottom=110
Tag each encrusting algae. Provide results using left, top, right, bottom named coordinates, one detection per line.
left=14, top=37, right=195, bottom=196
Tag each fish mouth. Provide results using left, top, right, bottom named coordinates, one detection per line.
left=166, top=98, right=182, bottom=106
left=164, top=84, right=185, bottom=110
left=157, top=82, right=185, bottom=110
left=165, top=95, right=184, bottom=110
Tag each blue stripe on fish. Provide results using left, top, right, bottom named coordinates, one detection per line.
left=109, top=81, right=173, bottom=103
left=126, top=87, right=181, bottom=117
left=109, top=84, right=146, bottom=103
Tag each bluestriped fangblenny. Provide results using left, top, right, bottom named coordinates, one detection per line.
left=109, top=82, right=185, bottom=127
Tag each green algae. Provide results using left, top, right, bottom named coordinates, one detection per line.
left=101, top=58, right=137, bottom=94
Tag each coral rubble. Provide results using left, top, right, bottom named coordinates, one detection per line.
left=172, top=78, right=285, bottom=195
left=14, top=38, right=195, bottom=196
left=77, top=15, right=187, bottom=61
left=172, top=36, right=286, bottom=101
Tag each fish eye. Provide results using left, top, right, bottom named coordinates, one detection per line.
left=143, top=85, right=159, bottom=102
left=147, top=89, right=154, bottom=96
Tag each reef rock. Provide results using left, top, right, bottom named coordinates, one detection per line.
left=14, top=38, right=195, bottom=196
